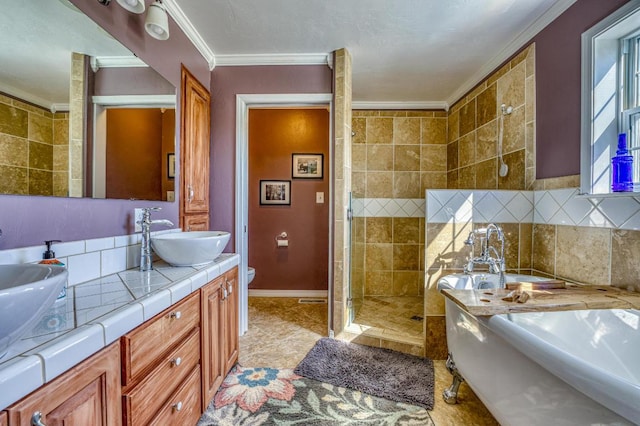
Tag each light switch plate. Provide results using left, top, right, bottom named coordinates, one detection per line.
left=134, top=208, right=144, bottom=232
left=316, top=192, right=324, bottom=203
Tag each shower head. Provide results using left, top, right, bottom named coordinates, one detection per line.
left=501, top=104, right=513, bottom=115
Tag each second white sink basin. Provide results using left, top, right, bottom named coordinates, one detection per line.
left=151, top=231, right=230, bottom=267
left=0, top=264, right=68, bottom=358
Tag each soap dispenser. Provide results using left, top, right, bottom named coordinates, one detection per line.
left=39, top=240, right=67, bottom=299
left=612, top=133, right=634, bottom=192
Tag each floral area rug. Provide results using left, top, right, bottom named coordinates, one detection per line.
left=197, top=365, right=435, bottom=425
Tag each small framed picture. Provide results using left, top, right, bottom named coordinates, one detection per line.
left=260, top=180, right=291, bottom=205
left=167, top=153, right=176, bottom=179
left=292, top=153, right=323, bottom=179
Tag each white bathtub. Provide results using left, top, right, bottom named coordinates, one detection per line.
left=443, top=297, right=640, bottom=425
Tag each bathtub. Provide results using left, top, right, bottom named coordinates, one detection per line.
left=440, top=284, right=640, bottom=424
left=436, top=272, right=549, bottom=290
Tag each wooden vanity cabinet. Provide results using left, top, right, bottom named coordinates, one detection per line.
left=0, top=411, right=7, bottom=426
left=201, top=266, right=239, bottom=409
left=5, top=343, right=121, bottom=426
left=120, top=292, right=200, bottom=426
left=183, top=213, right=210, bottom=232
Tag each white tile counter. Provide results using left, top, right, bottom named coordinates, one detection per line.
left=0, top=253, right=239, bottom=410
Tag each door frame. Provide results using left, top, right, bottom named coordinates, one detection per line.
left=235, top=93, right=333, bottom=334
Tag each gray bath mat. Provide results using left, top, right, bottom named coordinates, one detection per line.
left=294, top=337, right=434, bottom=410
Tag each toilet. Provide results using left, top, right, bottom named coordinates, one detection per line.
left=247, top=267, right=255, bottom=285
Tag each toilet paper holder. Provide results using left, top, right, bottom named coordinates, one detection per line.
left=275, top=232, right=288, bottom=247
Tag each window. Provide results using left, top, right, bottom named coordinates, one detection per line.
left=581, top=1, right=640, bottom=194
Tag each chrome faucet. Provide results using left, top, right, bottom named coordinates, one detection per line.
left=139, top=207, right=174, bottom=271
left=463, top=223, right=506, bottom=287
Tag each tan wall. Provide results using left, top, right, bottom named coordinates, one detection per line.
left=0, top=93, right=68, bottom=196
left=447, top=44, right=536, bottom=190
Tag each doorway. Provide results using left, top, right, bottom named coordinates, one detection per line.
left=235, top=94, right=333, bottom=335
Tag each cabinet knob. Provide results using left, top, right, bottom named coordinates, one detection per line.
left=187, top=185, right=194, bottom=203
left=171, top=357, right=182, bottom=367
left=173, top=401, right=183, bottom=412
left=31, top=412, right=46, bottom=426
left=227, top=281, right=233, bottom=294
left=170, top=311, right=182, bottom=319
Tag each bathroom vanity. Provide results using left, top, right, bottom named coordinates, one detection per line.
left=0, top=256, right=239, bottom=425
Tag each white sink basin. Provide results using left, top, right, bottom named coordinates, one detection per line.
left=0, top=264, right=68, bottom=358
left=151, top=231, right=231, bottom=267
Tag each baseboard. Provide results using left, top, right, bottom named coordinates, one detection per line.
left=248, top=289, right=328, bottom=298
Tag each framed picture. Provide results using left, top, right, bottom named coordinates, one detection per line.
left=167, top=153, right=176, bottom=179
left=292, top=153, right=323, bottom=179
left=260, top=180, right=291, bottom=205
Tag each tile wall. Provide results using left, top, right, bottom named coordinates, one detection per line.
left=351, top=111, right=447, bottom=299
left=332, top=48, right=353, bottom=335
left=447, top=44, right=536, bottom=190
left=68, top=53, right=85, bottom=197
left=0, top=94, right=68, bottom=196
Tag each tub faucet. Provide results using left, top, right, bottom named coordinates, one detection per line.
left=139, top=207, right=174, bottom=271
left=463, top=223, right=506, bottom=287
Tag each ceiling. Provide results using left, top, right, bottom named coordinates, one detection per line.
left=172, top=0, right=576, bottom=108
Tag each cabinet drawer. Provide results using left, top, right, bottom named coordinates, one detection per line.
left=122, top=328, right=200, bottom=426
left=149, top=365, right=202, bottom=426
left=121, top=292, right=199, bottom=386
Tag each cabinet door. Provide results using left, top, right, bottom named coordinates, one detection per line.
left=0, top=411, right=7, bottom=426
left=201, top=276, right=225, bottom=409
left=184, top=213, right=209, bottom=232
left=180, top=65, right=210, bottom=219
left=224, top=267, right=239, bottom=374
left=6, top=343, right=120, bottom=426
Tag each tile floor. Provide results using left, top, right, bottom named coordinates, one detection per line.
left=239, top=297, right=498, bottom=425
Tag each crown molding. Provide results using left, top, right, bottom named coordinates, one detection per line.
left=162, top=0, right=216, bottom=70
left=51, top=103, right=69, bottom=113
left=90, top=56, right=147, bottom=72
left=446, top=0, right=577, bottom=106
left=92, top=94, right=176, bottom=107
left=352, top=101, right=448, bottom=111
left=215, top=53, right=330, bottom=67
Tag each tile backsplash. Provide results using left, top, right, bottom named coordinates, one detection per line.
left=0, top=229, right=179, bottom=286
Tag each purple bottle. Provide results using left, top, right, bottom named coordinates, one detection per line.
left=612, top=133, right=633, bottom=192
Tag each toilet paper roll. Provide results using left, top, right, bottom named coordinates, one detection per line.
left=277, top=239, right=289, bottom=247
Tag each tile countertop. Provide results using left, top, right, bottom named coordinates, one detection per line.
left=0, top=253, right=239, bottom=410
left=442, top=283, right=640, bottom=317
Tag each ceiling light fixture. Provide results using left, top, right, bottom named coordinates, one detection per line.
left=145, top=1, right=170, bottom=40
left=116, top=0, right=145, bottom=14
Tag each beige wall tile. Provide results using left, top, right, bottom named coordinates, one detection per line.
left=611, top=229, right=640, bottom=292
left=532, top=224, right=555, bottom=275
left=519, top=223, right=533, bottom=269
left=503, top=106, right=525, bottom=153
left=366, top=117, right=393, bottom=144
left=365, top=217, right=392, bottom=243
left=497, top=61, right=526, bottom=109
left=28, top=113, right=53, bottom=144
left=421, top=144, right=447, bottom=172
left=393, top=117, right=421, bottom=144
left=352, top=144, right=366, bottom=171
left=365, top=243, right=393, bottom=271
left=366, top=172, right=393, bottom=197
left=447, top=141, right=458, bottom=171
left=0, top=103, right=28, bottom=138
left=29, top=169, right=52, bottom=196
left=425, top=316, right=447, bottom=360
left=393, top=244, right=420, bottom=270
left=393, top=172, right=421, bottom=198
left=459, top=99, right=476, bottom=137
left=53, top=118, right=69, bottom=146
left=475, top=158, right=497, bottom=189
left=365, top=270, right=393, bottom=295
left=0, top=165, right=28, bottom=194
left=458, top=132, right=476, bottom=167
left=422, top=117, right=447, bottom=145
left=476, top=120, right=497, bottom=162
left=448, top=110, right=459, bottom=143
left=0, top=134, right=28, bottom=167
left=426, top=222, right=472, bottom=270
left=421, top=172, right=447, bottom=192
left=352, top=171, right=366, bottom=197
left=352, top=117, right=366, bottom=143
left=393, top=218, right=420, bottom=244
left=447, top=170, right=459, bottom=189
left=497, top=149, right=525, bottom=190
left=476, top=84, right=497, bottom=127
left=556, top=225, right=610, bottom=285
left=458, top=165, right=476, bottom=189
left=366, top=145, right=394, bottom=171
left=395, top=145, right=421, bottom=171
left=393, top=271, right=422, bottom=296
left=29, top=141, right=53, bottom=171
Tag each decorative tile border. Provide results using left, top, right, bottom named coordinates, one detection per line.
left=351, top=198, right=425, bottom=218
left=425, top=190, right=534, bottom=224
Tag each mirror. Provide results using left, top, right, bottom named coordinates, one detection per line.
left=0, top=0, right=176, bottom=201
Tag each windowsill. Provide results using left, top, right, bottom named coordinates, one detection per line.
left=576, top=191, right=640, bottom=199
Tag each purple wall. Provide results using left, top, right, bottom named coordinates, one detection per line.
left=0, top=0, right=208, bottom=250
left=209, top=65, right=333, bottom=250
left=533, top=0, right=629, bottom=178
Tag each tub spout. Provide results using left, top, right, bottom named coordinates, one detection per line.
left=443, top=353, right=465, bottom=404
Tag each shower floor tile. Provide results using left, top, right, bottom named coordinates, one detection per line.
left=352, top=296, right=424, bottom=341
